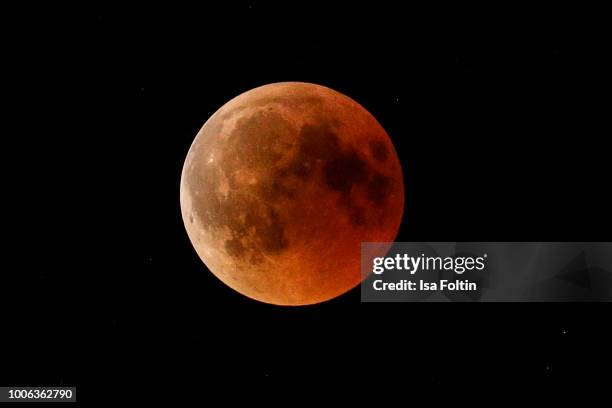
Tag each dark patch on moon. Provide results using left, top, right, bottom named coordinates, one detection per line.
left=323, top=151, right=369, bottom=193
left=340, top=195, right=366, bottom=227
left=367, top=173, right=393, bottom=206
left=285, top=122, right=341, bottom=181
left=259, top=208, right=289, bottom=253
left=264, top=120, right=396, bottom=228
left=218, top=202, right=289, bottom=262
left=261, top=174, right=296, bottom=200
left=233, top=204, right=288, bottom=260
left=225, top=237, right=246, bottom=258
left=287, top=158, right=315, bottom=180
left=369, top=140, right=388, bottom=162
left=249, top=252, right=264, bottom=265
left=228, top=110, right=293, bottom=168
left=298, top=123, right=341, bottom=161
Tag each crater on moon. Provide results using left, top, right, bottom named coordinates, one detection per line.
left=180, top=82, right=404, bottom=305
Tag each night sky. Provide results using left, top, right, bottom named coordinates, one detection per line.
left=3, top=3, right=610, bottom=403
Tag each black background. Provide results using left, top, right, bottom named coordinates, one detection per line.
left=3, top=2, right=610, bottom=403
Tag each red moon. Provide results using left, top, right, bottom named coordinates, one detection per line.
left=180, top=82, right=404, bottom=305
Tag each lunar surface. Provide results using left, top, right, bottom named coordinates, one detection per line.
left=180, top=82, right=404, bottom=305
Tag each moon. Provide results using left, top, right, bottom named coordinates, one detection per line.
left=180, top=82, right=404, bottom=305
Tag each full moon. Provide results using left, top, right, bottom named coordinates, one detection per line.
left=180, top=82, right=404, bottom=305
